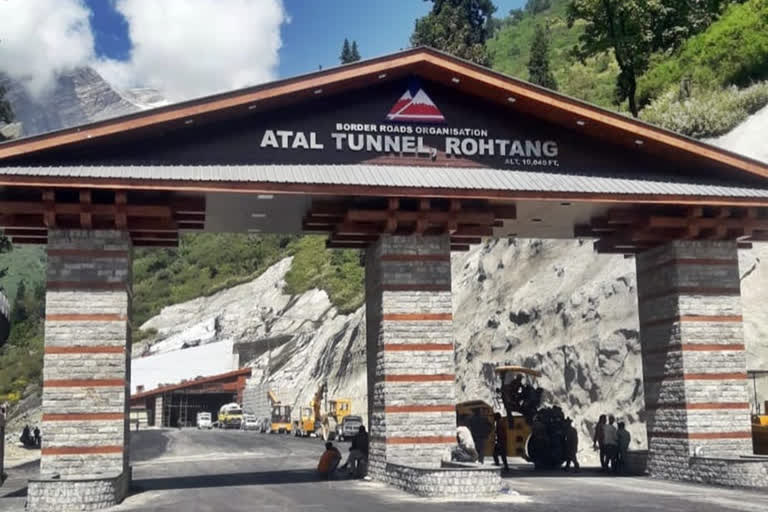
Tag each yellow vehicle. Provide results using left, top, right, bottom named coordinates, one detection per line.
left=270, top=404, right=292, bottom=434
left=457, top=366, right=543, bottom=461
left=313, top=384, right=353, bottom=440
left=753, top=411, right=768, bottom=455
left=217, top=403, right=243, bottom=429
left=294, top=403, right=316, bottom=437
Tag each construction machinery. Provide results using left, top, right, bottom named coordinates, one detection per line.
left=268, top=390, right=292, bottom=434
left=749, top=370, right=768, bottom=454
left=294, top=402, right=317, bottom=437
left=313, top=383, right=353, bottom=441
left=495, top=365, right=568, bottom=469
left=217, top=403, right=243, bottom=429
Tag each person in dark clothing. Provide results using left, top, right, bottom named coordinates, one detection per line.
left=341, top=426, right=369, bottom=477
left=616, top=422, right=631, bottom=474
left=563, top=418, right=580, bottom=472
left=492, top=413, right=509, bottom=471
left=469, top=409, right=491, bottom=464
left=20, top=425, right=33, bottom=448
left=593, top=414, right=607, bottom=471
left=33, top=427, right=41, bottom=448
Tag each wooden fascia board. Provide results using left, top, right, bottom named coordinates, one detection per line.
left=0, top=52, right=425, bottom=160
left=419, top=53, right=768, bottom=180
left=2, top=175, right=768, bottom=207
left=0, top=47, right=767, bottom=182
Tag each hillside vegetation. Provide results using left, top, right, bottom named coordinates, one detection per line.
left=488, top=0, right=621, bottom=109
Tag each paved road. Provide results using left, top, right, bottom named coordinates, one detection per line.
left=2, top=429, right=768, bottom=511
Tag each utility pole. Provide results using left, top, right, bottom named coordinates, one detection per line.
left=1, top=401, right=7, bottom=485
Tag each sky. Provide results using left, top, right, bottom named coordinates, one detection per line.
left=0, top=0, right=525, bottom=102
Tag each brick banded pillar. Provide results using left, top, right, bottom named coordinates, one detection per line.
left=41, top=230, right=132, bottom=479
left=636, top=240, right=752, bottom=476
left=365, top=235, right=456, bottom=478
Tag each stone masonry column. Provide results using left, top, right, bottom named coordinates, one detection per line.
left=636, top=240, right=752, bottom=479
left=365, top=235, right=456, bottom=479
left=35, top=230, right=132, bottom=508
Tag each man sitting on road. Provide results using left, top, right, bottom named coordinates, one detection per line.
left=341, top=425, right=369, bottom=477
left=317, top=442, right=342, bottom=479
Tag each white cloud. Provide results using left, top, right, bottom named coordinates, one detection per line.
left=0, top=0, right=94, bottom=98
left=96, top=0, right=287, bottom=101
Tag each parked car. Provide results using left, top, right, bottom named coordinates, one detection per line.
left=196, top=412, right=213, bottom=429
left=337, top=415, right=363, bottom=441
left=242, top=413, right=259, bottom=431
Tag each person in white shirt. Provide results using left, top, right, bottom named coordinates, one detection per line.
left=602, top=415, right=619, bottom=472
left=452, top=420, right=479, bottom=462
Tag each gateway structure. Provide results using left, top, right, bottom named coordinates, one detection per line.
left=1, top=48, right=768, bottom=507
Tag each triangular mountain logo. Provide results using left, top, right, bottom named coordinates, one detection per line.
left=386, top=87, right=446, bottom=123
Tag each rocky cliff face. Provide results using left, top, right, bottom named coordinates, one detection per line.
left=0, top=67, right=166, bottom=137
left=138, top=239, right=768, bottom=463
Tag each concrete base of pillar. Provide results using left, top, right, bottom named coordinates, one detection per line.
left=27, top=468, right=131, bottom=511
left=372, top=461, right=503, bottom=497
left=648, top=455, right=768, bottom=488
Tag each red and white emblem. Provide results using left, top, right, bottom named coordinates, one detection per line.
left=386, top=88, right=445, bottom=123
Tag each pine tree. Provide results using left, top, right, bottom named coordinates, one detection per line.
left=340, top=38, right=353, bottom=64
left=11, top=280, right=28, bottom=325
left=350, top=41, right=361, bottom=62
left=528, top=24, right=557, bottom=90
left=411, top=0, right=496, bottom=66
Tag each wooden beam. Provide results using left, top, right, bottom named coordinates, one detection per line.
left=12, top=237, right=47, bottom=245
left=43, top=190, right=55, bottom=228
left=346, top=209, right=495, bottom=225
left=115, top=191, right=127, bottom=229
left=451, top=237, right=481, bottom=245
left=329, top=234, right=379, bottom=242
left=450, top=244, right=470, bottom=252
left=79, top=190, right=92, bottom=229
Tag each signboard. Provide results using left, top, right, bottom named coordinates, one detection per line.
left=16, top=76, right=693, bottom=178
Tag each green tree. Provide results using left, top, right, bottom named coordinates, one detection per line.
left=528, top=24, right=558, bottom=90
left=567, top=0, right=652, bottom=116
left=526, top=0, right=552, bottom=15
left=340, top=38, right=353, bottom=64
left=11, top=280, right=28, bottom=325
left=350, top=41, right=361, bottom=62
left=411, top=0, right=496, bottom=65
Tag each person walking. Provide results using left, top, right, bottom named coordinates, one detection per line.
left=492, top=413, right=509, bottom=471
left=33, top=426, right=41, bottom=448
left=563, top=417, right=580, bottom=472
left=469, top=408, right=492, bottom=464
left=603, top=415, right=619, bottom=473
left=593, top=414, right=607, bottom=471
left=617, top=422, right=631, bottom=474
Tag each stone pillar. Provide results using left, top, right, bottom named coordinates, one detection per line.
left=37, top=231, right=132, bottom=505
left=155, top=395, right=163, bottom=427
left=365, top=235, right=456, bottom=479
left=636, top=240, right=752, bottom=478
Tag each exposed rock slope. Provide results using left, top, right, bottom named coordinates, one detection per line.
left=139, top=239, right=768, bottom=463
left=0, top=67, right=166, bottom=137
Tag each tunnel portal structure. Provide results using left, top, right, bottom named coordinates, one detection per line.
left=2, top=48, right=768, bottom=507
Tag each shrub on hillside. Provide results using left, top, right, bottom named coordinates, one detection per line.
left=640, top=81, right=768, bottom=138
left=638, top=0, right=768, bottom=106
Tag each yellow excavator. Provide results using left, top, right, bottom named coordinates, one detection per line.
left=313, top=383, right=352, bottom=441
left=749, top=371, right=768, bottom=455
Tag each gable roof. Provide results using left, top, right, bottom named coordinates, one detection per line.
left=1, top=47, right=766, bottom=183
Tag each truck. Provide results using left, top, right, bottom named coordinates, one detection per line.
left=217, top=403, right=244, bottom=429
left=196, top=411, right=213, bottom=429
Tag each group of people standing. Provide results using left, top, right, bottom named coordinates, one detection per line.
left=453, top=409, right=514, bottom=471
left=593, top=414, right=631, bottom=473
left=20, top=424, right=41, bottom=449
